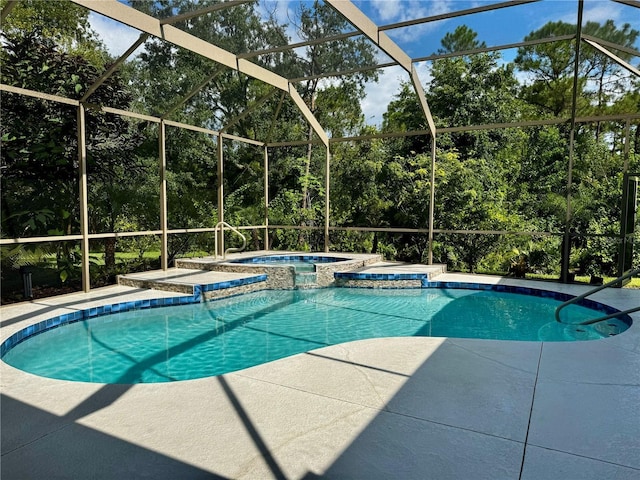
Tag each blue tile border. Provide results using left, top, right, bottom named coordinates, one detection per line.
left=200, top=274, right=268, bottom=292
left=1, top=274, right=269, bottom=358
left=0, top=294, right=199, bottom=358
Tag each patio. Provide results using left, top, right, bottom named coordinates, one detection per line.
left=1, top=273, right=638, bottom=479
left=1, top=1, right=639, bottom=477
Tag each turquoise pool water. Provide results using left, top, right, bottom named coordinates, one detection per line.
left=231, top=254, right=345, bottom=272
left=2, top=288, right=629, bottom=384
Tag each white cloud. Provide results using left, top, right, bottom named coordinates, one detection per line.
left=582, top=4, right=623, bottom=24
left=372, top=0, right=454, bottom=45
left=370, top=0, right=404, bottom=22
left=554, top=2, right=623, bottom=26
left=370, top=0, right=451, bottom=24
left=362, top=64, right=415, bottom=126
left=89, top=12, right=145, bottom=58
left=360, top=59, right=434, bottom=127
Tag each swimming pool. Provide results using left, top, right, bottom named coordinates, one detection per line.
left=1, top=287, right=630, bottom=384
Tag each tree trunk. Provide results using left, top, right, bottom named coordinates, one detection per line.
left=105, top=237, right=116, bottom=272
left=595, top=70, right=606, bottom=142
left=299, top=79, right=318, bottom=248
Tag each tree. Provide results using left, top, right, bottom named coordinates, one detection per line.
left=1, top=31, right=143, bottom=276
left=331, top=129, right=397, bottom=254
left=515, top=21, right=580, bottom=117
left=379, top=26, right=526, bottom=269
left=382, top=82, right=430, bottom=156
left=125, top=1, right=288, bottom=256
left=439, top=25, right=486, bottom=53
left=581, top=20, right=639, bottom=139
left=514, top=125, right=569, bottom=232
left=434, top=150, right=522, bottom=272
left=292, top=0, right=378, bottom=242
left=515, top=20, right=638, bottom=120
left=0, top=0, right=106, bottom=66
left=427, top=26, right=522, bottom=160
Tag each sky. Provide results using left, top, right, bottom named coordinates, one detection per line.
left=89, top=0, right=640, bottom=126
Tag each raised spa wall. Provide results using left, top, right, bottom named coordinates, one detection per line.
left=176, top=254, right=383, bottom=290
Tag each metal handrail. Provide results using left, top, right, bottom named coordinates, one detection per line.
left=555, top=267, right=640, bottom=325
left=214, top=221, right=247, bottom=260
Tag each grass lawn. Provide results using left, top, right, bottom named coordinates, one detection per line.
left=85, top=250, right=211, bottom=266
left=527, top=273, right=640, bottom=289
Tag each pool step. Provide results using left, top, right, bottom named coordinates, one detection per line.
left=334, top=262, right=447, bottom=288
left=117, top=268, right=268, bottom=300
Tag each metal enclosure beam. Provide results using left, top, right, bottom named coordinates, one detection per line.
left=159, top=121, right=169, bottom=270
left=324, top=0, right=436, bottom=137
left=325, top=1, right=412, bottom=70
left=159, top=0, right=252, bottom=25
left=241, top=1, right=540, bottom=62
left=410, top=65, right=436, bottom=137
left=289, top=62, right=395, bottom=83
left=217, top=134, right=225, bottom=256
left=582, top=38, right=640, bottom=77
left=82, top=33, right=149, bottom=102
left=77, top=104, right=91, bottom=292
left=325, top=147, right=331, bottom=253
left=379, top=0, right=540, bottom=31
left=70, top=0, right=328, bottom=147
left=562, top=0, right=585, bottom=283
left=289, top=37, right=573, bottom=84
left=414, top=35, right=576, bottom=62
left=264, top=146, right=269, bottom=249
left=239, top=31, right=359, bottom=60
left=428, top=136, right=437, bottom=264
left=288, top=87, right=328, bottom=145
left=612, top=0, right=640, bottom=8
left=581, top=34, right=640, bottom=58
left=0, top=84, right=79, bottom=106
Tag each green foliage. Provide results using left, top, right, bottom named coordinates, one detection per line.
left=439, top=25, right=486, bottom=53
left=2, top=9, right=638, bottom=301
left=382, top=83, right=430, bottom=155
left=515, top=20, right=639, bottom=118
left=428, top=28, right=522, bottom=160
left=1, top=29, right=146, bottom=279
left=0, top=0, right=106, bottom=66
left=434, top=151, right=523, bottom=272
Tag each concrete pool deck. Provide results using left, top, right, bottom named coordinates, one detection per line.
left=1, top=273, right=639, bottom=479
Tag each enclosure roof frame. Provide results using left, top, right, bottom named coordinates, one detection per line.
left=69, top=0, right=329, bottom=147
left=4, top=0, right=637, bottom=147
